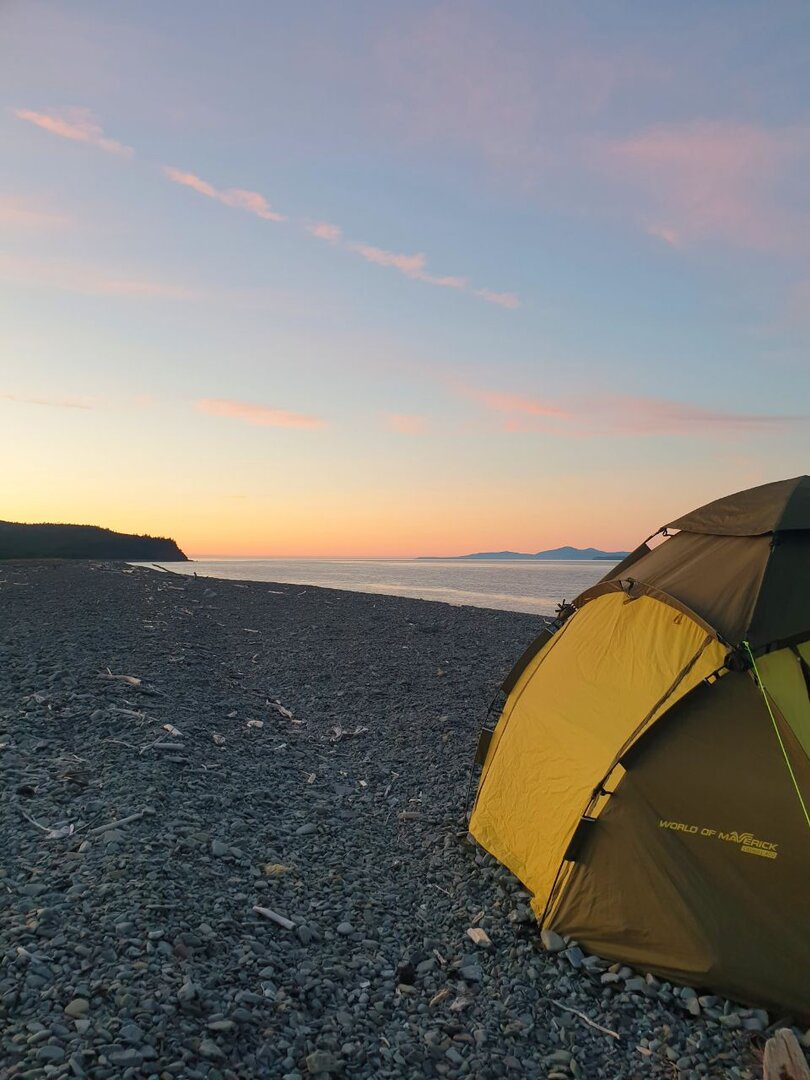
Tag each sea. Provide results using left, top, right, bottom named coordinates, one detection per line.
left=145, top=558, right=617, bottom=616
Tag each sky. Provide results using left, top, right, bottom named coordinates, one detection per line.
left=2, top=1, right=809, bottom=557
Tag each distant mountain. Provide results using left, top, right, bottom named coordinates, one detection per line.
left=419, top=545, right=629, bottom=561
left=0, top=521, right=188, bottom=561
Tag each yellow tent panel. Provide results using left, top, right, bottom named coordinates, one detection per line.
left=757, top=643, right=810, bottom=759
left=469, top=590, right=726, bottom=911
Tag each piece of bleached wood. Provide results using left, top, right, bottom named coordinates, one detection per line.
left=466, top=927, right=492, bottom=948
left=763, top=1029, right=810, bottom=1080
left=253, top=905, right=296, bottom=930
left=87, top=811, right=146, bottom=835
left=550, top=1000, right=620, bottom=1039
left=100, top=668, right=142, bottom=686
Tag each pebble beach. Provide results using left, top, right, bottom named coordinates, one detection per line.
left=0, top=562, right=787, bottom=1078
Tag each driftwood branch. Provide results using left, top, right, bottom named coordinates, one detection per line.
left=87, top=811, right=147, bottom=835
left=763, top=1029, right=810, bottom=1080
left=252, top=905, right=296, bottom=930
left=550, top=1000, right=620, bottom=1040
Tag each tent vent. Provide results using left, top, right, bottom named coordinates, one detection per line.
left=474, top=728, right=494, bottom=766
left=563, top=816, right=598, bottom=862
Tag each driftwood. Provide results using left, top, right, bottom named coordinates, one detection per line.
left=550, top=1000, right=620, bottom=1040
left=466, top=927, right=492, bottom=948
left=151, top=563, right=185, bottom=577
left=253, top=905, right=295, bottom=930
left=100, top=668, right=142, bottom=686
left=763, top=1029, right=810, bottom=1080
left=19, top=809, right=74, bottom=840
left=429, top=987, right=452, bottom=1007
left=87, top=810, right=146, bottom=835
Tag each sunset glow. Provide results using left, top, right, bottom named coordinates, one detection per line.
left=2, top=2, right=808, bottom=556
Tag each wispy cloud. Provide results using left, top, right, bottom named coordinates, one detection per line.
left=373, top=4, right=641, bottom=176
left=346, top=241, right=514, bottom=299
left=15, top=107, right=133, bottom=157
left=459, top=384, right=567, bottom=418
left=164, top=167, right=285, bottom=222
left=456, top=380, right=802, bottom=436
left=385, top=413, right=428, bottom=434
left=417, top=272, right=468, bottom=289
left=0, top=254, right=318, bottom=314
left=348, top=243, right=427, bottom=277
left=474, top=288, right=521, bottom=309
left=0, top=253, right=199, bottom=301
left=15, top=103, right=516, bottom=308
left=307, top=221, right=343, bottom=242
left=0, top=195, right=73, bottom=230
left=597, top=121, right=810, bottom=253
left=347, top=241, right=466, bottom=289
left=195, top=398, right=326, bottom=430
left=1, top=392, right=95, bottom=410
left=584, top=395, right=803, bottom=436
left=646, top=224, right=681, bottom=248
left=161, top=163, right=510, bottom=301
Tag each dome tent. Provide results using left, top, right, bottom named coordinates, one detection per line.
left=469, top=476, right=810, bottom=1014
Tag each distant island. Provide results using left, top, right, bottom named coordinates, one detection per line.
left=0, top=521, right=188, bottom=561
left=418, top=545, right=629, bottom=561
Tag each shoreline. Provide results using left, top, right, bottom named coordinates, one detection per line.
left=143, top=556, right=603, bottom=618
left=0, top=561, right=767, bottom=1078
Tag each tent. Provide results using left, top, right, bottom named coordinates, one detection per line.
left=469, top=476, right=810, bottom=1014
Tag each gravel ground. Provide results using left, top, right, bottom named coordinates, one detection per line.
left=0, top=561, right=797, bottom=1079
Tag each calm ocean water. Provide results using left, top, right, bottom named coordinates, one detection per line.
left=145, top=558, right=616, bottom=616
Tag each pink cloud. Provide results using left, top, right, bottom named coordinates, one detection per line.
left=164, top=166, right=285, bottom=222
left=460, top=384, right=567, bottom=419
left=348, top=243, right=427, bottom=276
left=475, top=288, right=521, bottom=309
left=346, top=241, right=493, bottom=296
left=219, top=188, right=283, bottom=220
left=195, top=398, right=326, bottom=430
left=307, top=221, right=343, bottom=242
left=1, top=392, right=96, bottom=410
left=163, top=168, right=217, bottom=198
left=0, top=253, right=198, bottom=301
left=385, top=413, right=428, bottom=434
left=14, top=106, right=515, bottom=309
left=595, top=395, right=804, bottom=436
left=455, top=380, right=802, bottom=436
left=309, top=224, right=491, bottom=298
left=418, top=272, right=468, bottom=289
left=598, top=121, right=810, bottom=252
left=0, top=196, right=73, bottom=230
left=646, top=224, right=681, bottom=248
left=373, top=4, right=641, bottom=176
left=15, top=107, right=133, bottom=157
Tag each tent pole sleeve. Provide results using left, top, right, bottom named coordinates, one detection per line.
left=743, top=640, right=810, bottom=831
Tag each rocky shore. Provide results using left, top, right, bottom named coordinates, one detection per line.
left=0, top=562, right=798, bottom=1078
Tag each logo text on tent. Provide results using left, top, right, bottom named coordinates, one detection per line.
left=658, top=820, right=778, bottom=859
